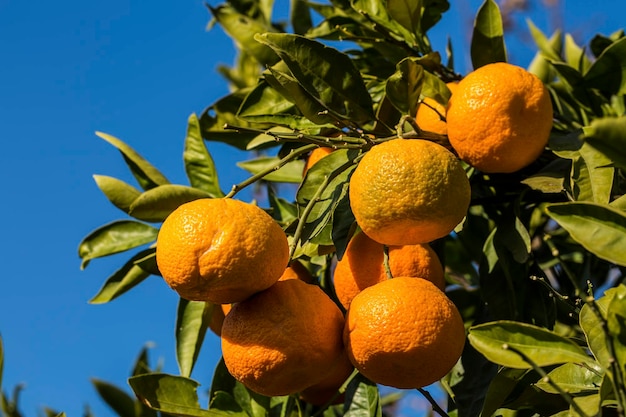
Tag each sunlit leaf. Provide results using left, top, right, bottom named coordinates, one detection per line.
left=579, top=286, right=621, bottom=371
left=236, top=156, right=305, bottom=183
left=255, top=33, right=375, bottom=123
left=129, top=373, right=229, bottom=417
left=351, top=0, right=419, bottom=49
left=607, top=286, right=626, bottom=378
left=93, top=175, right=142, bottom=214
left=386, top=0, right=421, bottom=36
left=582, top=116, right=626, bottom=172
left=545, top=202, right=626, bottom=266
left=176, top=299, right=213, bottom=378
left=91, top=379, right=136, bottom=417
left=534, top=363, right=603, bottom=394
left=184, top=114, right=224, bottom=198
left=578, top=142, right=614, bottom=204
left=527, top=28, right=563, bottom=82
left=208, top=5, right=279, bottom=66
left=129, top=185, right=212, bottom=223
left=96, top=132, right=169, bottom=190
left=89, top=249, right=154, bottom=304
left=471, top=0, right=506, bottom=69
left=78, top=220, right=158, bottom=269
left=468, top=321, right=592, bottom=369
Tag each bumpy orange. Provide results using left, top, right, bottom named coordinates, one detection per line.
left=446, top=62, right=553, bottom=173
left=349, top=139, right=471, bottom=245
left=155, top=198, right=289, bottom=304
left=300, top=349, right=354, bottom=406
left=208, top=262, right=313, bottom=336
left=221, top=279, right=346, bottom=397
left=415, top=82, right=458, bottom=135
left=344, top=277, right=465, bottom=389
left=334, top=231, right=445, bottom=310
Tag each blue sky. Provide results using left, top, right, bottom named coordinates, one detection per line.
left=1, top=1, right=625, bottom=416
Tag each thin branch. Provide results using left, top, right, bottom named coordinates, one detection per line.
left=417, top=387, right=449, bottom=417
left=383, top=245, right=393, bottom=279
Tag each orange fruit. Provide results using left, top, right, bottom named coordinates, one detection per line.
left=156, top=198, right=289, bottom=304
left=300, top=349, right=354, bottom=406
left=221, top=279, right=346, bottom=397
left=344, top=277, right=465, bottom=389
left=208, top=262, right=313, bottom=336
left=446, top=62, right=553, bottom=173
left=349, top=138, right=471, bottom=245
left=333, top=232, right=445, bottom=310
left=415, top=82, right=458, bottom=135
left=303, top=147, right=334, bottom=175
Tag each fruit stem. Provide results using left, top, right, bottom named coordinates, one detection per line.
left=383, top=246, right=393, bottom=279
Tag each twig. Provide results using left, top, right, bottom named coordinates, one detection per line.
left=503, top=344, right=591, bottom=417
left=383, top=245, right=393, bottom=279
left=417, top=387, right=449, bottom=417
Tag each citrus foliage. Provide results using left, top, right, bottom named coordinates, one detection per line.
left=76, top=0, right=626, bottom=416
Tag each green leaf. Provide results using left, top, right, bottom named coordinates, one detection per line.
left=468, top=321, right=592, bottom=369
left=351, top=0, right=419, bottom=49
left=564, top=34, right=591, bottom=73
left=527, top=20, right=562, bottom=63
left=89, top=249, right=154, bottom=304
left=290, top=0, right=313, bottom=35
left=385, top=57, right=424, bottom=116
left=343, top=373, right=382, bottom=417
left=91, top=379, right=136, bottom=417
left=93, top=175, right=142, bottom=214
left=78, top=220, right=158, bottom=269
left=208, top=5, right=279, bottom=67
left=96, top=131, right=170, bottom=190
left=470, top=0, right=506, bottom=69
left=607, top=285, right=626, bottom=378
left=582, top=116, right=626, bottom=172
left=421, top=0, right=450, bottom=33
left=268, top=186, right=298, bottom=227
left=545, top=202, right=626, bottom=267
left=236, top=156, right=304, bottom=183
left=129, top=185, right=212, bottom=223
left=579, top=286, right=620, bottom=371
left=132, top=345, right=154, bottom=377
left=176, top=299, right=213, bottom=378
left=386, top=0, right=421, bottom=37
left=296, top=149, right=358, bottom=245
left=184, top=114, right=224, bottom=198
left=577, top=142, right=615, bottom=204
left=129, top=373, right=229, bottom=417
left=583, top=37, right=626, bottom=95
left=255, top=33, right=375, bottom=123
left=534, top=363, right=602, bottom=395
left=480, top=368, right=530, bottom=417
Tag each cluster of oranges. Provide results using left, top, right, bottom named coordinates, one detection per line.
left=155, top=62, right=553, bottom=404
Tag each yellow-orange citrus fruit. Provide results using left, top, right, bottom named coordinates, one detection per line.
left=349, top=139, right=471, bottom=245
left=303, top=147, right=334, bottom=175
left=221, top=279, right=346, bottom=397
left=300, top=349, right=354, bottom=406
left=344, top=277, right=465, bottom=389
left=208, top=263, right=313, bottom=336
left=334, top=231, right=445, bottom=310
left=446, top=62, right=553, bottom=173
left=415, top=82, right=458, bottom=135
left=156, top=198, right=289, bottom=304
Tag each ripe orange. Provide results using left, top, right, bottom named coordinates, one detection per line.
left=208, top=262, right=313, bottom=336
left=156, top=198, right=289, bottom=304
left=303, top=147, right=334, bottom=175
left=349, top=138, right=471, bottom=245
left=221, top=279, right=346, bottom=397
left=415, top=82, right=458, bottom=135
left=300, top=349, right=354, bottom=406
left=333, top=231, right=445, bottom=310
left=344, top=277, right=465, bottom=389
left=446, top=62, right=553, bottom=173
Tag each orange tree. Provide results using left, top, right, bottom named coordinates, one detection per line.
left=73, top=0, right=626, bottom=416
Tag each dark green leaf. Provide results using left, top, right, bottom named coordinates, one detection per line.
left=129, top=373, right=229, bottom=417
left=209, top=5, right=279, bottom=67
left=236, top=156, right=304, bottom=183
left=545, top=202, right=626, bottom=267
left=209, top=359, right=238, bottom=406
left=91, top=379, right=136, bottom=417
left=89, top=249, right=154, bottom=304
left=343, top=373, right=382, bottom=417
left=468, top=320, right=592, bottom=369
left=129, top=185, right=212, bottom=223
left=255, top=33, right=375, bottom=123
left=521, top=158, right=569, bottom=194
left=386, top=0, right=421, bottom=36
left=480, top=368, right=530, bottom=417
left=331, top=194, right=356, bottom=261
left=590, top=30, right=625, bottom=58
left=132, top=345, right=154, bottom=377
left=351, top=0, right=418, bottom=48
left=176, top=299, right=213, bottom=378
left=78, top=220, right=158, bottom=269
left=421, top=0, right=449, bottom=33
left=96, top=132, right=170, bottom=190
left=93, top=175, right=142, bottom=214
left=385, top=57, right=424, bottom=116
left=470, top=0, right=506, bottom=69
left=583, top=37, right=626, bottom=95
left=184, top=114, right=224, bottom=198
left=268, top=186, right=298, bottom=227
left=290, top=0, right=312, bottom=35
